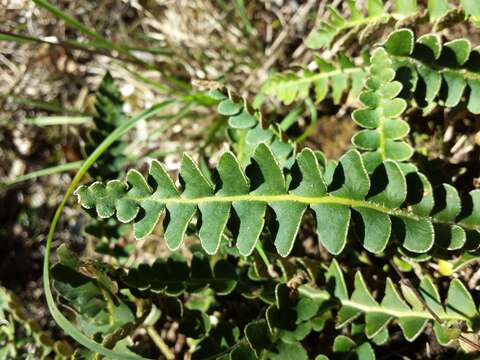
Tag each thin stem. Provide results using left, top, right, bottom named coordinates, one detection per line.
left=0, top=30, right=141, bottom=67
left=1, top=161, right=83, bottom=188
left=255, top=241, right=274, bottom=275
left=23, top=116, right=92, bottom=126
left=146, top=326, right=174, bottom=360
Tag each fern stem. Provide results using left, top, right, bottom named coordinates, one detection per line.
left=124, top=193, right=477, bottom=232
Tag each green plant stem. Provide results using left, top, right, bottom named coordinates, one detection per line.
left=1, top=161, right=83, bottom=188
left=0, top=30, right=141, bottom=67
left=146, top=326, right=174, bottom=360
left=30, top=0, right=174, bottom=73
left=233, top=0, right=253, bottom=35
left=43, top=100, right=176, bottom=360
left=255, top=242, right=274, bottom=275
left=0, top=93, right=87, bottom=115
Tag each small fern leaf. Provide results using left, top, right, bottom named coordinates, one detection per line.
left=262, top=54, right=366, bottom=106
left=210, top=90, right=295, bottom=170
left=306, top=0, right=389, bottom=50
left=461, top=0, right=480, bottom=26
left=428, top=0, right=449, bottom=20
left=352, top=47, right=413, bottom=172
left=85, top=73, right=128, bottom=179
left=383, top=29, right=480, bottom=114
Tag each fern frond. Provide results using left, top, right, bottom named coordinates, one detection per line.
left=121, top=251, right=237, bottom=296
left=210, top=89, right=295, bottom=169
left=305, top=0, right=407, bottom=51
left=262, top=54, right=366, bottom=106
left=85, top=72, right=128, bottom=179
left=382, top=28, right=480, bottom=114
left=0, top=287, right=74, bottom=357
left=299, top=259, right=480, bottom=344
left=237, top=260, right=480, bottom=357
left=51, top=250, right=135, bottom=337
left=306, top=0, right=480, bottom=51
left=352, top=47, right=413, bottom=172
left=75, top=143, right=480, bottom=257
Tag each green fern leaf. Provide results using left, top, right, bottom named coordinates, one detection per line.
left=382, top=29, right=480, bottom=114
left=332, top=335, right=375, bottom=360
left=85, top=72, right=128, bottom=179
left=75, top=142, right=480, bottom=257
left=51, top=258, right=135, bottom=337
left=210, top=90, right=295, bottom=169
left=352, top=47, right=413, bottom=172
left=121, top=252, right=237, bottom=296
left=306, top=1, right=391, bottom=50
left=461, top=0, right=480, bottom=26
left=428, top=0, right=449, bottom=20
left=262, top=54, right=365, bottom=106
left=300, top=259, right=480, bottom=343
left=306, top=1, right=479, bottom=52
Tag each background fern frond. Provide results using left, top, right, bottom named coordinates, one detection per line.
left=382, top=29, right=480, bottom=114
left=306, top=0, right=480, bottom=52
left=0, top=286, right=74, bottom=358
left=121, top=251, right=237, bottom=296
left=299, top=259, right=480, bottom=345
left=210, top=89, right=296, bottom=169
left=84, top=72, right=128, bottom=179
left=262, top=53, right=366, bottom=106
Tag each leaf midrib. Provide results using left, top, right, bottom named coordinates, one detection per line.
left=298, top=285, right=466, bottom=322
left=327, top=13, right=400, bottom=37
left=282, top=67, right=362, bottom=87
left=127, top=193, right=477, bottom=231
left=275, top=44, right=480, bottom=95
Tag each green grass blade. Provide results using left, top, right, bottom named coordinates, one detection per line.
left=23, top=116, right=92, bottom=126
left=43, top=100, right=176, bottom=359
left=233, top=0, right=254, bottom=35
left=32, top=0, right=140, bottom=64
left=0, top=31, right=34, bottom=44
left=1, top=161, right=83, bottom=188
left=32, top=0, right=114, bottom=49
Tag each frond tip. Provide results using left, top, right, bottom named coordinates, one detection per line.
left=352, top=46, right=413, bottom=172
left=75, top=143, right=480, bottom=257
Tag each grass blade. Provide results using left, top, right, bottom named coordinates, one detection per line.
left=1, top=161, right=83, bottom=188
left=23, top=116, right=92, bottom=126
